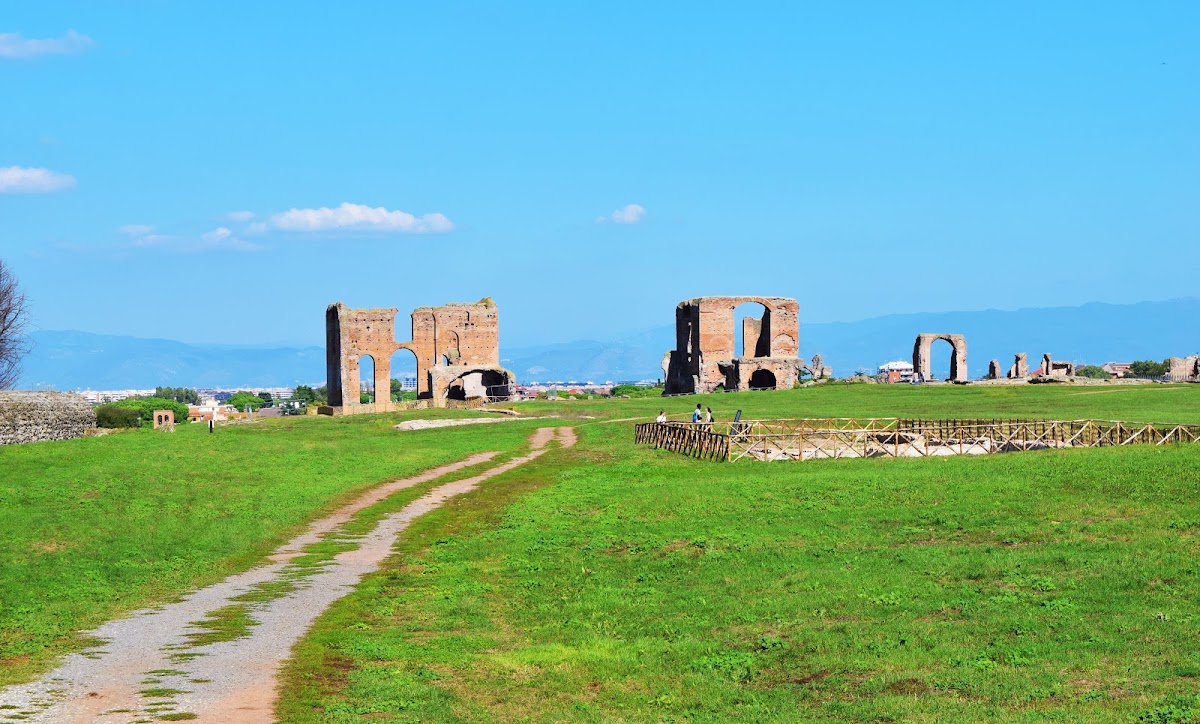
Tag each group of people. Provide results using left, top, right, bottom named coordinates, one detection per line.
left=655, top=403, right=715, bottom=425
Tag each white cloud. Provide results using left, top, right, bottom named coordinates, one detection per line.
left=196, top=226, right=263, bottom=252
left=597, top=203, right=646, bottom=225
left=227, top=210, right=255, bottom=222
left=269, top=202, right=454, bottom=233
left=0, top=30, right=94, bottom=59
left=0, top=166, right=76, bottom=193
left=117, top=223, right=263, bottom=253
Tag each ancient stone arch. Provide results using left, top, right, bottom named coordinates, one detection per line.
left=663, top=296, right=807, bottom=394
left=325, top=298, right=513, bottom=414
left=912, top=333, right=968, bottom=383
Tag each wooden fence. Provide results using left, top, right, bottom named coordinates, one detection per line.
left=633, top=422, right=730, bottom=461
left=634, top=418, right=1200, bottom=463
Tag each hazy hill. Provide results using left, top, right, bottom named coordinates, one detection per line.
left=19, top=299, right=1200, bottom=389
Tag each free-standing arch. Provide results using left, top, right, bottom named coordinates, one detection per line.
left=912, top=333, right=968, bottom=382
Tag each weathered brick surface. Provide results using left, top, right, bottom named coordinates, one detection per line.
left=325, top=298, right=512, bottom=414
left=0, top=391, right=96, bottom=445
left=1169, top=356, right=1200, bottom=380
left=664, top=296, right=805, bottom=394
left=1008, top=352, right=1029, bottom=379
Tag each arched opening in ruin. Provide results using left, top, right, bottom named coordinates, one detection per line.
left=358, top=355, right=375, bottom=403
left=733, top=302, right=771, bottom=359
left=389, top=348, right=419, bottom=401
left=928, top=339, right=956, bottom=381
left=443, top=331, right=462, bottom=365
left=749, top=369, right=777, bottom=390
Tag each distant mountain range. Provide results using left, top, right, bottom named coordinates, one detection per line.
left=18, top=298, right=1200, bottom=390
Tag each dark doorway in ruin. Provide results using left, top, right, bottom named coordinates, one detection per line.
left=749, top=369, right=777, bottom=390
left=481, top=370, right=510, bottom=402
left=447, top=381, right=467, bottom=400
left=733, top=302, right=771, bottom=358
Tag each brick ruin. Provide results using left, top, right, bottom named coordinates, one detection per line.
left=912, top=333, right=969, bottom=383
left=1008, top=352, right=1029, bottom=379
left=1168, top=356, right=1200, bottom=381
left=663, top=296, right=823, bottom=394
left=1041, top=353, right=1075, bottom=378
left=324, top=298, right=514, bottom=414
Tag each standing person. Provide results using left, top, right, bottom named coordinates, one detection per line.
left=704, top=407, right=714, bottom=425
left=656, top=410, right=667, bottom=424
left=692, top=403, right=702, bottom=423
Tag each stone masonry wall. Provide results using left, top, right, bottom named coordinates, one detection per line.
left=0, top=391, right=96, bottom=445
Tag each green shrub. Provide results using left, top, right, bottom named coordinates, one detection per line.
left=111, top=397, right=190, bottom=427
left=1076, top=365, right=1111, bottom=379
left=609, top=384, right=664, bottom=398
left=94, top=404, right=140, bottom=428
left=1127, top=359, right=1170, bottom=378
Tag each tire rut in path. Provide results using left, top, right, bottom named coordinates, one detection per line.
left=0, top=427, right=575, bottom=723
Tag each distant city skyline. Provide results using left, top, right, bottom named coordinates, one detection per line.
left=2, top=3, right=1197, bottom=349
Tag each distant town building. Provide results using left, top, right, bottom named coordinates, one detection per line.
left=878, top=360, right=914, bottom=384
left=74, top=389, right=156, bottom=403
left=1102, top=362, right=1131, bottom=377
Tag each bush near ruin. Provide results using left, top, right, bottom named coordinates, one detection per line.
left=111, top=396, right=189, bottom=426
left=95, top=404, right=141, bottom=428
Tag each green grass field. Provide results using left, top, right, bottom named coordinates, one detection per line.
left=4, top=383, right=1200, bottom=721
left=0, top=408, right=543, bottom=686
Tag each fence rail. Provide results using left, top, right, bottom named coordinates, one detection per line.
left=634, top=422, right=730, bottom=461
left=634, top=418, right=1200, bottom=463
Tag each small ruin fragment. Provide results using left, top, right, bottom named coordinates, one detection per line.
left=988, top=359, right=1002, bottom=379
left=324, top=298, right=514, bottom=414
left=153, top=410, right=175, bottom=431
left=1168, top=356, right=1200, bottom=381
left=808, top=354, right=832, bottom=380
left=663, top=296, right=811, bottom=394
left=1041, top=353, right=1075, bottom=378
left=912, top=333, right=968, bottom=383
left=1007, top=352, right=1028, bottom=379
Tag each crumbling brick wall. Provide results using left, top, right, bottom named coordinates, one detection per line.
left=664, top=296, right=804, bottom=394
left=326, top=298, right=512, bottom=414
left=0, top=391, right=96, bottom=445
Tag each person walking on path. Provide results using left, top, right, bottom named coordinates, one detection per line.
left=656, top=410, right=667, bottom=424
left=692, top=404, right=702, bottom=423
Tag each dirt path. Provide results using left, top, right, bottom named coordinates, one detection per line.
left=0, top=427, right=575, bottom=723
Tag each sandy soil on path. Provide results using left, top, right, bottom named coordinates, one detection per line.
left=0, top=428, right=575, bottom=723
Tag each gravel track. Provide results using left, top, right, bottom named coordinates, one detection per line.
left=0, top=427, right=574, bottom=723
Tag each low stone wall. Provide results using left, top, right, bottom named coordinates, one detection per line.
left=0, top=391, right=97, bottom=446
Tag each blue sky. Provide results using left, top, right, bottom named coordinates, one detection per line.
left=2, top=2, right=1197, bottom=348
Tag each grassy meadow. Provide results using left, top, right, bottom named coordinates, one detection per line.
left=0, top=408, right=545, bottom=685
left=4, top=382, right=1200, bottom=721
left=278, top=384, right=1200, bottom=722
